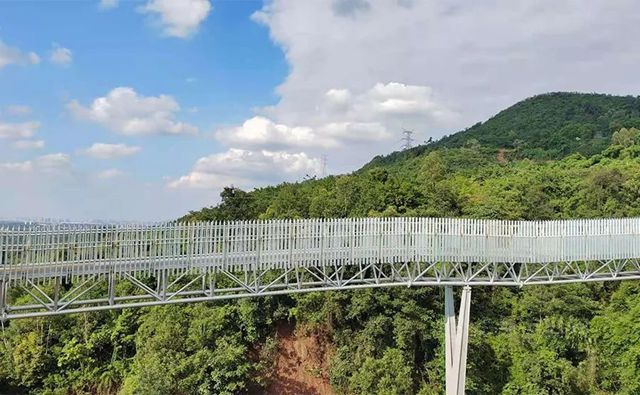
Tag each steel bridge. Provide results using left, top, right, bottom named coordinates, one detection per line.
left=3, top=216, right=640, bottom=394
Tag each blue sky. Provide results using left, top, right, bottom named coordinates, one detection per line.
left=1, top=0, right=640, bottom=220
left=0, top=0, right=285, bottom=179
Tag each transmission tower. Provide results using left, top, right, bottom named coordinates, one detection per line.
left=401, top=129, right=415, bottom=150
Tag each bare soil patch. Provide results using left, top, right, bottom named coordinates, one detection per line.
left=264, top=323, right=335, bottom=395
left=497, top=148, right=508, bottom=164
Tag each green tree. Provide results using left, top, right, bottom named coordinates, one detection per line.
left=348, top=348, right=413, bottom=395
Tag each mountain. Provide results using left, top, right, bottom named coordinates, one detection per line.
left=183, top=91, right=640, bottom=222
left=8, top=93, right=640, bottom=394
left=170, top=92, right=640, bottom=395
left=363, top=92, right=640, bottom=169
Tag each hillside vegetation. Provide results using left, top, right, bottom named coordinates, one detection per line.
left=363, top=92, right=640, bottom=170
left=3, top=93, right=640, bottom=394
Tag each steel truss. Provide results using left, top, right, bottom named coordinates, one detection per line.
left=4, top=217, right=640, bottom=395
left=3, top=258, right=640, bottom=320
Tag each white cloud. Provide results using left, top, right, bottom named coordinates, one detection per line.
left=216, top=116, right=336, bottom=149
left=49, top=44, right=73, bottom=65
left=0, top=153, right=71, bottom=174
left=68, top=87, right=198, bottom=136
left=0, top=153, right=209, bottom=221
left=367, top=83, right=456, bottom=121
left=139, top=0, right=212, bottom=38
left=99, top=0, right=118, bottom=10
left=249, top=0, right=640, bottom=170
left=191, top=149, right=320, bottom=177
left=320, top=83, right=458, bottom=122
left=167, top=172, right=240, bottom=190
left=12, top=139, right=45, bottom=150
left=169, top=148, right=321, bottom=189
left=325, top=88, right=352, bottom=110
left=36, top=153, right=72, bottom=173
left=4, top=105, right=31, bottom=116
left=0, top=121, right=40, bottom=139
left=0, top=40, right=39, bottom=69
left=319, top=121, right=389, bottom=142
left=83, top=143, right=141, bottom=159
left=210, top=81, right=439, bottom=194
left=6, top=1, right=640, bottom=221
left=216, top=82, right=445, bottom=151
left=321, top=82, right=458, bottom=126
left=97, top=169, right=125, bottom=179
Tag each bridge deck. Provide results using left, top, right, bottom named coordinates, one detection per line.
left=2, top=217, right=640, bottom=281
left=5, top=218, right=637, bottom=392
left=2, top=217, right=640, bottom=320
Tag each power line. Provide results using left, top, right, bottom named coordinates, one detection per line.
left=401, top=129, right=415, bottom=150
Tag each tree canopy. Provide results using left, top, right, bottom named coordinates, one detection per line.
left=5, top=92, right=640, bottom=394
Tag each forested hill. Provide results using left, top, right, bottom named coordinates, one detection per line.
left=5, top=96, right=640, bottom=395
left=180, top=102, right=640, bottom=394
left=363, top=92, right=640, bottom=169
left=183, top=92, right=640, bottom=223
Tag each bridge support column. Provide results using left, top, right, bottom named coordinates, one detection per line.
left=444, top=285, right=471, bottom=395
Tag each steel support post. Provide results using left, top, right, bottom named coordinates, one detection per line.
left=159, top=269, right=167, bottom=301
left=444, top=285, right=471, bottom=395
left=108, top=272, right=116, bottom=306
left=0, top=279, right=6, bottom=322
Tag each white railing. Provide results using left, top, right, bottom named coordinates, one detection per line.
left=2, top=217, right=640, bottom=282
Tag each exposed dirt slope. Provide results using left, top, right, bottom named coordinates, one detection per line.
left=497, top=148, right=507, bottom=164
left=264, top=324, right=335, bottom=395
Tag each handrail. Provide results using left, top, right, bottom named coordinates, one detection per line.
left=1, top=217, right=639, bottom=282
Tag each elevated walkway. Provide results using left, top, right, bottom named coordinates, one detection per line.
left=3, top=217, right=640, bottom=394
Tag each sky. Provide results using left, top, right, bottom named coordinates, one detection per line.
left=1, top=0, right=640, bottom=221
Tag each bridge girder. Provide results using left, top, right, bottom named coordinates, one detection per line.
left=3, top=258, right=640, bottom=320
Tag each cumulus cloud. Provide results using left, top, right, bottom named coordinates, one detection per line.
left=216, top=82, right=446, bottom=154
left=139, top=0, right=212, bottom=38
left=216, top=116, right=335, bottom=149
left=248, top=0, right=640, bottom=170
left=319, top=121, right=389, bottom=142
left=321, top=82, right=458, bottom=125
left=49, top=44, right=72, bottom=65
left=168, top=148, right=321, bottom=189
left=68, top=87, right=197, bottom=136
left=325, top=88, right=352, bottom=110
left=367, top=83, right=456, bottom=120
left=7, top=0, right=640, bottom=221
left=36, top=153, right=72, bottom=173
left=0, top=153, right=71, bottom=174
left=0, top=40, right=39, bottom=69
left=12, top=139, right=45, bottom=150
left=83, top=143, right=141, bottom=159
left=0, top=121, right=40, bottom=139
left=209, top=81, right=441, bottom=194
